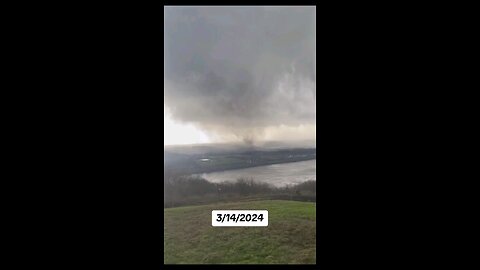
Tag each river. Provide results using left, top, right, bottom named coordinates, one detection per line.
left=194, top=159, right=316, bottom=187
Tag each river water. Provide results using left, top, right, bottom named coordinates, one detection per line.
left=194, top=159, right=316, bottom=187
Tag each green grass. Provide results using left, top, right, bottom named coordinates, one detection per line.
left=164, top=200, right=316, bottom=264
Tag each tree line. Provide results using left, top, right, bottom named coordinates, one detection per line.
left=164, top=175, right=316, bottom=208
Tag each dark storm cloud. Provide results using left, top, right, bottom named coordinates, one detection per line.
left=164, top=6, right=315, bottom=142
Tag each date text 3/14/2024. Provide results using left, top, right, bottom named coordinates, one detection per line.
left=212, top=210, right=269, bottom=227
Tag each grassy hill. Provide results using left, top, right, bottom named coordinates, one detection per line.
left=164, top=200, right=316, bottom=264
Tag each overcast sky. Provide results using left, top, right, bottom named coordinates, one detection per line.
left=164, top=6, right=316, bottom=145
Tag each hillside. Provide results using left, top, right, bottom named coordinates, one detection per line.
left=164, top=200, right=316, bottom=264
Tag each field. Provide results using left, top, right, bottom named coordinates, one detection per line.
left=164, top=200, right=316, bottom=264
left=164, top=148, right=316, bottom=175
